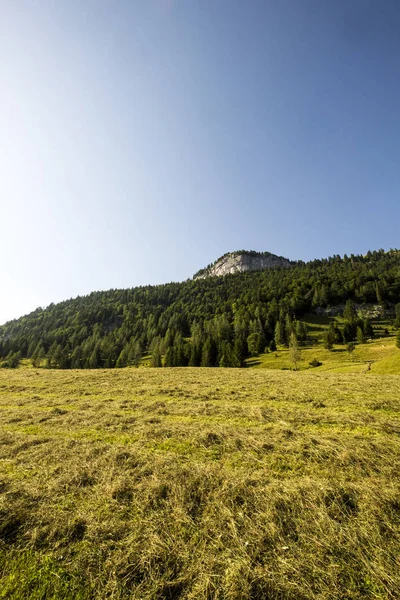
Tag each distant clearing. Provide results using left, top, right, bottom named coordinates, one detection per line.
left=247, top=333, right=400, bottom=374
left=1, top=368, right=400, bottom=599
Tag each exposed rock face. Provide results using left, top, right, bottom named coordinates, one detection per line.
left=195, top=252, right=292, bottom=279
left=315, top=303, right=393, bottom=319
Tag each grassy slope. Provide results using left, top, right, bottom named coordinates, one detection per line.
left=249, top=336, right=400, bottom=374
left=246, top=313, right=400, bottom=374
left=1, top=368, right=400, bottom=599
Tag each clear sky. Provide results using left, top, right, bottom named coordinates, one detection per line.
left=1, top=0, right=400, bottom=325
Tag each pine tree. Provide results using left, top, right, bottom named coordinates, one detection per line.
left=312, top=287, right=320, bottom=308
left=323, top=324, right=336, bottom=350
left=164, top=346, right=174, bottom=367
left=342, top=321, right=356, bottom=343
left=247, top=332, right=262, bottom=357
left=346, top=342, right=355, bottom=360
left=362, top=318, right=373, bottom=340
left=274, top=321, right=285, bottom=347
left=320, top=284, right=329, bottom=306
left=31, top=343, right=45, bottom=368
left=356, top=326, right=365, bottom=344
left=70, top=345, right=83, bottom=369
left=27, top=340, right=37, bottom=358
left=188, top=322, right=203, bottom=366
left=289, top=332, right=301, bottom=371
left=128, top=341, right=142, bottom=367
left=296, top=321, right=308, bottom=344
left=151, top=344, right=162, bottom=367
left=333, top=326, right=343, bottom=344
left=59, top=348, right=71, bottom=369
left=285, top=314, right=293, bottom=345
left=201, top=337, right=215, bottom=367
left=173, top=333, right=186, bottom=366
left=233, top=336, right=246, bottom=367
left=343, top=299, right=356, bottom=322
left=89, top=347, right=99, bottom=369
left=116, top=348, right=128, bottom=368
left=219, top=354, right=228, bottom=367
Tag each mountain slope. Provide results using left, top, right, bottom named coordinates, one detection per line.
left=0, top=249, right=399, bottom=369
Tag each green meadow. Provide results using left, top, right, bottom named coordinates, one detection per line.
left=1, top=365, right=400, bottom=599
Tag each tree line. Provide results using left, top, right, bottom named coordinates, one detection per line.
left=1, top=249, right=400, bottom=369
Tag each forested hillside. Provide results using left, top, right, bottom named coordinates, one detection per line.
left=1, top=249, right=399, bottom=369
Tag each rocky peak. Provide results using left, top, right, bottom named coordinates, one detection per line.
left=194, top=251, right=292, bottom=279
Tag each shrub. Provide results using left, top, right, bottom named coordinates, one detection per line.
left=309, top=358, right=322, bottom=367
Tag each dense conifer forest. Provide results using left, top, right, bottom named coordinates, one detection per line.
left=1, top=249, right=399, bottom=369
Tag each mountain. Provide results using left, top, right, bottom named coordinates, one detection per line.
left=194, top=250, right=292, bottom=279
left=0, top=248, right=399, bottom=370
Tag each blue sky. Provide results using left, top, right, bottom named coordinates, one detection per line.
left=1, top=0, right=400, bottom=324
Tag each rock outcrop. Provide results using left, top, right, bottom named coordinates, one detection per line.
left=315, top=303, right=394, bottom=319
left=194, top=251, right=292, bottom=279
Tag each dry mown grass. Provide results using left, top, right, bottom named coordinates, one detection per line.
left=0, top=368, right=400, bottom=599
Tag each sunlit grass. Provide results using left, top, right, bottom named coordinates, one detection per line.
left=248, top=334, right=400, bottom=374
left=1, top=367, right=400, bottom=599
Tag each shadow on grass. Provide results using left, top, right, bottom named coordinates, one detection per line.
left=246, top=359, right=262, bottom=367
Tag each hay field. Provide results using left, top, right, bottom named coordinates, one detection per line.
left=1, top=367, right=400, bottom=599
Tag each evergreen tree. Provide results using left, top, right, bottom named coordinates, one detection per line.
left=284, top=314, right=293, bottom=345
left=247, top=332, right=262, bottom=357
left=27, top=340, right=37, bottom=358
left=333, top=326, right=343, bottom=344
left=362, top=318, right=374, bottom=340
left=164, top=346, right=174, bottom=367
left=219, top=353, right=228, bottom=367
left=312, top=287, right=320, bottom=308
left=346, top=342, right=355, bottom=360
left=50, top=343, right=63, bottom=368
left=319, top=284, right=329, bottom=306
left=375, top=282, right=383, bottom=305
left=343, top=299, right=356, bottom=322
left=116, top=348, right=128, bottom=368
left=2, top=351, right=22, bottom=369
left=89, top=345, right=100, bottom=369
left=70, top=345, right=83, bottom=369
left=201, top=337, right=215, bottom=367
left=233, top=336, right=246, bottom=367
left=151, top=344, right=162, bottom=367
left=188, top=322, right=203, bottom=366
left=289, top=332, right=301, bottom=371
left=173, top=332, right=186, bottom=366
left=296, top=321, right=308, bottom=344
left=128, top=341, right=142, bottom=367
left=59, top=347, right=71, bottom=369
left=342, top=321, right=357, bottom=343
left=224, top=342, right=234, bottom=366
left=323, top=324, right=336, bottom=350
left=31, top=344, right=45, bottom=368
left=274, top=321, right=285, bottom=347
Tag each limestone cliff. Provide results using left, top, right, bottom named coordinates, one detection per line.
left=194, top=251, right=292, bottom=279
